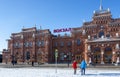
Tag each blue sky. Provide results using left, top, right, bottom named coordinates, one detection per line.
left=0, top=0, right=120, bottom=52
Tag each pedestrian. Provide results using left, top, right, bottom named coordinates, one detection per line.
left=80, top=59, right=87, bottom=75
left=72, top=60, right=77, bottom=74
left=32, top=60, right=34, bottom=66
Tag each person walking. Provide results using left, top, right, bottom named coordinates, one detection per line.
left=80, top=59, right=87, bottom=75
left=72, top=60, right=77, bottom=74
left=32, top=60, right=34, bottom=66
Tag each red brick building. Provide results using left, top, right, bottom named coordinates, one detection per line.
left=2, top=7, right=120, bottom=65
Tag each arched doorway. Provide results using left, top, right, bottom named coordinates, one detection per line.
left=104, top=47, right=112, bottom=64
left=93, top=47, right=101, bottom=64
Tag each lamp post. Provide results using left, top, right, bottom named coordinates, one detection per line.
left=55, top=49, right=58, bottom=73
left=67, top=52, right=71, bottom=67
left=5, top=56, right=8, bottom=64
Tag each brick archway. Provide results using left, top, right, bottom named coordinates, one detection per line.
left=104, top=47, right=112, bottom=64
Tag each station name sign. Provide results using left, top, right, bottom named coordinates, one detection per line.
left=54, top=28, right=72, bottom=33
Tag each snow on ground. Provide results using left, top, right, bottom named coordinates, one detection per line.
left=0, top=67, right=120, bottom=77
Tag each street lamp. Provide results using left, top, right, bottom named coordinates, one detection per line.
left=67, top=52, right=71, bottom=67
left=55, top=49, right=58, bottom=73
left=5, top=56, right=8, bottom=64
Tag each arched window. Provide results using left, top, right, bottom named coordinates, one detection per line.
left=94, top=47, right=100, bottom=52
left=99, top=31, right=104, bottom=38
left=105, top=47, right=112, bottom=51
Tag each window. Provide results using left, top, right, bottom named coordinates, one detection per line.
left=60, top=41, right=64, bottom=47
left=106, top=34, right=110, bottom=38
left=41, top=40, right=44, bottom=46
left=60, top=53, right=64, bottom=60
left=94, top=35, right=97, bottom=39
left=99, top=31, right=104, bottom=38
left=36, top=41, right=41, bottom=47
left=105, top=47, right=112, bottom=51
left=24, top=42, right=29, bottom=47
left=26, top=52, right=30, bottom=60
left=36, top=40, right=44, bottom=47
left=67, top=41, right=72, bottom=46
left=94, top=47, right=100, bottom=52
left=14, top=42, right=21, bottom=48
left=29, top=42, right=32, bottom=47
left=77, top=39, right=81, bottom=45
left=54, top=42, right=58, bottom=47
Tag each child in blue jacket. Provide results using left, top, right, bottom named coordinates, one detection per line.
left=80, top=59, right=87, bottom=75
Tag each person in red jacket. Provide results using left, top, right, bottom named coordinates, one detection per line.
left=72, top=60, right=77, bottom=74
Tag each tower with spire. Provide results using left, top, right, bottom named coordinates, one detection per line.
left=92, top=0, right=112, bottom=25
left=99, top=0, right=103, bottom=10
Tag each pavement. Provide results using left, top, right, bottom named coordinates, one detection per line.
left=0, top=63, right=120, bottom=68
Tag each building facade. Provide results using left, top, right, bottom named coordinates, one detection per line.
left=2, top=7, right=120, bottom=65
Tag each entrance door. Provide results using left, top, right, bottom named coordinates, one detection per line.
left=75, top=55, right=82, bottom=63
left=93, top=47, right=101, bottom=64
left=104, top=47, right=112, bottom=64
left=93, top=51, right=101, bottom=64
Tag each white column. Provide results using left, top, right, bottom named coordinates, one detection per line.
left=116, top=33, right=119, bottom=37
left=112, top=51, right=115, bottom=64
left=115, top=57, right=120, bottom=66
left=116, top=44, right=119, bottom=49
left=101, top=51, right=104, bottom=64
left=88, top=45, right=91, bottom=51
left=89, top=57, right=91, bottom=64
